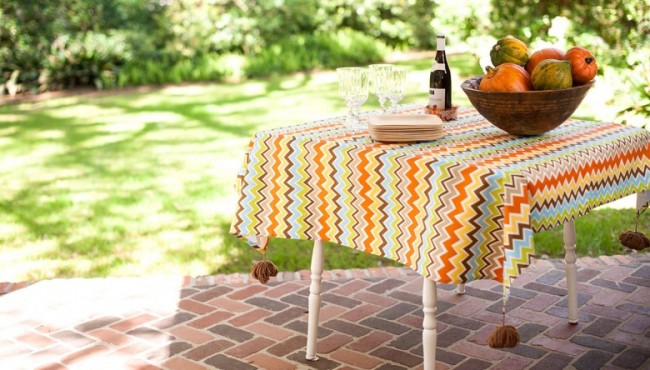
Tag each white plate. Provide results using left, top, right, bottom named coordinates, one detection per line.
left=368, top=114, right=445, bottom=142
left=368, top=114, right=443, bottom=127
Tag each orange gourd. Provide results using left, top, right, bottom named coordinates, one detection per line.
left=478, top=63, right=532, bottom=92
left=564, top=47, right=597, bottom=84
left=525, top=48, right=565, bottom=75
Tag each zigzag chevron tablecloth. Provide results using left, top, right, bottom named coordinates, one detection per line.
left=230, top=105, right=650, bottom=287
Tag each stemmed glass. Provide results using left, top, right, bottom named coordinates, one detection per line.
left=386, top=67, right=407, bottom=113
left=369, top=64, right=393, bottom=112
left=336, top=67, right=369, bottom=124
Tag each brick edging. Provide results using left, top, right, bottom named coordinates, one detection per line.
left=3, top=252, right=648, bottom=295
left=0, top=281, right=36, bottom=295
left=183, top=266, right=420, bottom=288
left=183, top=252, right=649, bottom=288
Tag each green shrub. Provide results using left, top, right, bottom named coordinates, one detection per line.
left=43, top=32, right=131, bottom=90
left=3, top=0, right=647, bottom=98
left=1, top=0, right=435, bottom=93
left=0, top=0, right=163, bottom=94
left=199, top=0, right=437, bottom=54
left=488, top=0, right=648, bottom=53
left=244, top=29, right=387, bottom=78
left=117, top=53, right=239, bottom=87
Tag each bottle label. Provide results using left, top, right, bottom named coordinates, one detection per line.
left=429, top=88, right=446, bottom=108
left=431, top=62, right=445, bottom=72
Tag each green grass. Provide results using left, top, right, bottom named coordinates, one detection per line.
left=533, top=208, right=648, bottom=258
left=0, top=53, right=646, bottom=281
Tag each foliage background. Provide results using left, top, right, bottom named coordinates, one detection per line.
left=0, top=0, right=436, bottom=91
left=1, top=1, right=648, bottom=109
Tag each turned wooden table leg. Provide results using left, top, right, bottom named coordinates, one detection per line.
left=563, top=220, right=578, bottom=324
left=422, top=278, right=437, bottom=370
left=637, top=190, right=649, bottom=210
left=306, top=239, right=324, bottom=361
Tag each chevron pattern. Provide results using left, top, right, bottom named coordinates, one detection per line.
left=231, top=105, right=650, bottom=288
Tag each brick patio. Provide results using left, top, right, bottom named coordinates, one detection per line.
left=1, top=253, right=649, bottom=370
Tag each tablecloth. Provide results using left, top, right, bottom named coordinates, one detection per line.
left=230, top=105, right=650, bottom=287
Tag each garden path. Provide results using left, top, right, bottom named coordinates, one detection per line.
left=1, top=253, right=649, bottom=370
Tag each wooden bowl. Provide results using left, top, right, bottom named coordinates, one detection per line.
left=461, top=78, right=595, bottom=136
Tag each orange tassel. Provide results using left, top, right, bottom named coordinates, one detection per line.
left=251, top=259, right=278, bottom=284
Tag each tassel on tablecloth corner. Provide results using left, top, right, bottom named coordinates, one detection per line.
left=487, top=296, right=520, bottom=348
left=251, top=254, right=278, bottom=284
left=619, top=231, right=650, bottom=250
left=619, top=202, right=650, bottom=251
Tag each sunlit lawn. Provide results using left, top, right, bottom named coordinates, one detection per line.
left=0, top=54, right=646, bottom=281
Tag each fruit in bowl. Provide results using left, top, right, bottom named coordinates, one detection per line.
left=490, top=36, right=529, bottom=67
left=478, top=63, right=532, bottom=92
left=462, top=36, right=597, bottom=135
left=531, top=59, right=573, bottom=90
left=564, top=46, right=598, bottom=84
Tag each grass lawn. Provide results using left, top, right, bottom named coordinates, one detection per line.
left=0, top=53, right=647, bottom=281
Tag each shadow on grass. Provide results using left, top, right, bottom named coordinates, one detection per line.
left=0, top=105, right=235, bottom=278
left=0, top=71, right=333, bottom=280
left=264, top=73, right=313, bottom=94
left=0, top=174, right=137, bottom=278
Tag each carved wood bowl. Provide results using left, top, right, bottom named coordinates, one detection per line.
left=461, top=78, right=595, bottom=136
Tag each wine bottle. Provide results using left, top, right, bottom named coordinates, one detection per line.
left=429, top=34, right=452, bottom=110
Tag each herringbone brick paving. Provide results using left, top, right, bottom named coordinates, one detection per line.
left=1, top=253, right=649, bottom=370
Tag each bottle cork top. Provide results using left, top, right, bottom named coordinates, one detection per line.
left=436, top=34, right=446, bottom=50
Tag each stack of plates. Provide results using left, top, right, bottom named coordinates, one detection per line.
left=368, top=114, right=445, bottom=143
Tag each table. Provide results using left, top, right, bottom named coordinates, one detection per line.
left=230, top=105, right=650, bottom=368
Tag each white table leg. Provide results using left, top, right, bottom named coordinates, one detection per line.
left=456, top=283, right=465, bottom=295
left=637, top=190, right=649, bottom=210
left=563, top=220, right=578, bottom=324
left=422, top=278, right=437, bottom=370
left=306, top=239, right=324, bottom=361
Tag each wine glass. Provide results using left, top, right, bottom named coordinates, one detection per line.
left=369, top=64, right=393, bottom=112
left=336, top=67, right=369, bottom=124
left=386, top=67, right=407, bottom=113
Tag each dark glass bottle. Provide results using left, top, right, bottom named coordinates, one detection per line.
left=429, top=34, right=452, bottom=110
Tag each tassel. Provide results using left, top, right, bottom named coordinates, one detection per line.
left=487, top=299, right=520, bottom=348
left=619, top=203, right=650, bottom=251
left=251, top=256, right=278, bottom=284
left=619, top=231, right=650, bottom=250
left=487, top=324, right=520, bottom=348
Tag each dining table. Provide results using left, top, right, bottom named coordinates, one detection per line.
left=229, top=104, right=650, bottom=369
